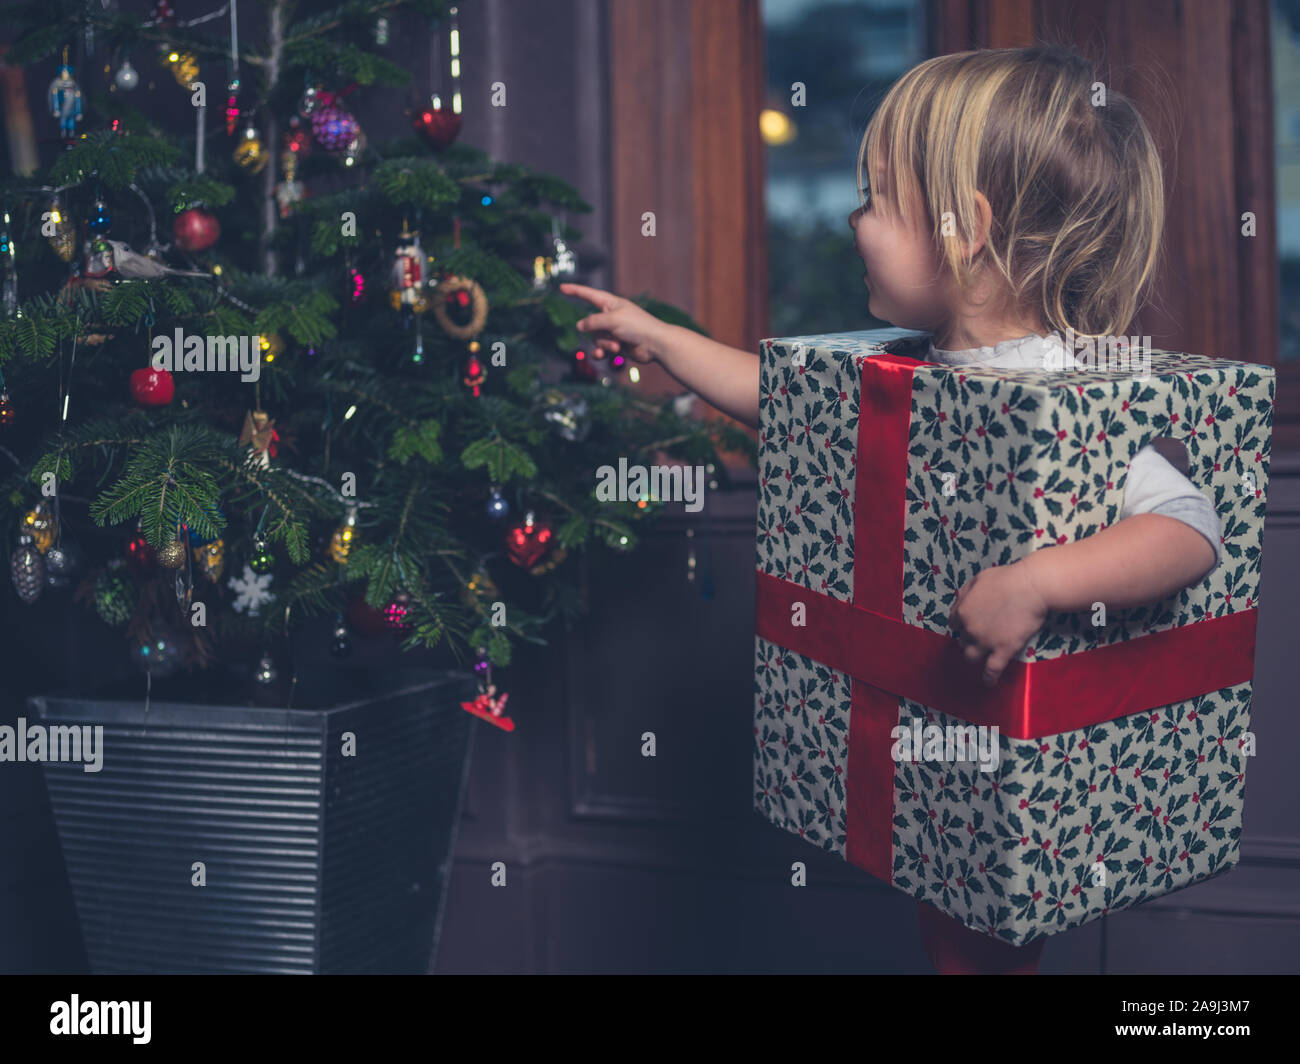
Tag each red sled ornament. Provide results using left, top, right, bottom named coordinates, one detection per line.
left=461, top=684, right=514, bottom=732
left=754, top=329, right=1274, bottom=946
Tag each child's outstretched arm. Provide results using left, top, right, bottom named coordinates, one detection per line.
left=950, top=514, right=1217, bottom=687
left=560, top=283, right=761, bottom=429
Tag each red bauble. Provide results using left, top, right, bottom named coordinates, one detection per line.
left=130, top=367, right=175, bottom=405
left=412, top=105, right=462, bottom=150
left=572, top=349, right=599, bottom=381
left=126, top=534, right=155, bottom=575
left=346, top=595, right=390, bottom=636
left=506, top=513, right=553, bottom=569
left=173, top=207, right=220, bottom=252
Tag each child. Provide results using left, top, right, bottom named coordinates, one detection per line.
left=561, top=44, right=1221, bottom=974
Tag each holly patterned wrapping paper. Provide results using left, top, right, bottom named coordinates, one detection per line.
left=753, top=328, right=1275, bottom=945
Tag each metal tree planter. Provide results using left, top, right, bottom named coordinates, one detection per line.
left=29, top=668, right=475, bottom=974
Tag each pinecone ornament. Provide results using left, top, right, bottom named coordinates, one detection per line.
left=94, top=571, right=134, bottom=627
left=11, top=533, right=45, bottom=604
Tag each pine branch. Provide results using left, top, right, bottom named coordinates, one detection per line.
left=51, top=132, right=180, bottom=191
left=281, top=0, right=436, bottom=46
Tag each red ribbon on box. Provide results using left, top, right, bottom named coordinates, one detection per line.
left=755, top=352, right=1258, bottom=884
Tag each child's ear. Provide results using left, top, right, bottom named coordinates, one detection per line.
left=969, top=191, right=994, bottom=259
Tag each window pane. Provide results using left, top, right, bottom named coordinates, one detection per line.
left=761, top=0, right=926, bottom=338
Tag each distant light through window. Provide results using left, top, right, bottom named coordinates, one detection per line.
left=761, top=0, right=926, bottom=336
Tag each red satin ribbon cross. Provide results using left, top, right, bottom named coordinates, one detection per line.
left=755, top=352, right=1257, bottom=884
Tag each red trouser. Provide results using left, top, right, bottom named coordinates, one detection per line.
left=916, top=900, right=1046, bottom=974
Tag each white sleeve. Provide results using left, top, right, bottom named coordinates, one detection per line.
left=1119, top=444, right=1222, bottom=572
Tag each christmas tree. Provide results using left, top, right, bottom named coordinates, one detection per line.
left=0, top=0, right=750, bottom=706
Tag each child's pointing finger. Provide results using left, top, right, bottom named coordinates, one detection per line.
left=560, top=282, right=619, bottom=311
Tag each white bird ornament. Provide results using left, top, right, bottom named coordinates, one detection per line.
left=104, top=240, right=213, bottom=280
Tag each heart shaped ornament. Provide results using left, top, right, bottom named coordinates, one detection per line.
left=412, top=104, right=462, bottom=151
left=506, top=511, right=553, bottom=569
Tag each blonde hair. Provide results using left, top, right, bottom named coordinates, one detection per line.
left=858, top=45, right=1164, bottom=339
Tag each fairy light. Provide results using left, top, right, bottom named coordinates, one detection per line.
left=449, top=6, right=462, bottom=114
left=343, top=404, right=357, bottom=420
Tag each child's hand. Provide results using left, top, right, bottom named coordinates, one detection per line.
left=559, top=283, right=665, bottom=364
left=948, top=561, right=1050, bottom=687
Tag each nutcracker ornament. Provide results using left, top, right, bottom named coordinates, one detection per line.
left=49, top=51, right=83, bottom=139
left=239, top=408, right=278, bottom=467
left=388, top=222, right=429, bottom=313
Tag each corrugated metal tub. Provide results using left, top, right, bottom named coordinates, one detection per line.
left=29, top=668, right=475, bottom=974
